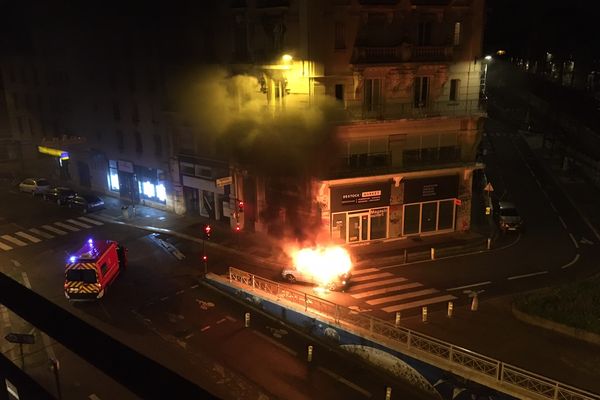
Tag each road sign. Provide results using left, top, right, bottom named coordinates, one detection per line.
left=454, top=198, right=462, bottom=206
left=5, top=332, right=35, bottom=344
left=216, top=176, right=232, bottom=187
left=484, top=182, right=494, bottom=192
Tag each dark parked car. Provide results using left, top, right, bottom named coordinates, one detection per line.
left=67, top=194, right=105, bottom=213
left=44, top=187, right=77, bottom=205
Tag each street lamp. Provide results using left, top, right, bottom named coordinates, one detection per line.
left=281, top=54, right=293, bottom=63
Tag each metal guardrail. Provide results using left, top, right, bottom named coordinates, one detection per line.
left=227, top=267, right=600, bottom=400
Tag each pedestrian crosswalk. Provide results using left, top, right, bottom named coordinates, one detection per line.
left=0, top=216, right=103, bottom=251
left=349, top=267, right=457, bottom=313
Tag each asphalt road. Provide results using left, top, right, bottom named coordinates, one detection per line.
left=0, top=188, right=430, bottom=400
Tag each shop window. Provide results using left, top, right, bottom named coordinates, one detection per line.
left=156, top=184, right=167, bottom=202
left=331, top=213, right=346, bottom=242
left=142, top=181, right=155, bottom=198
left=403, top=204, right=420, bottom=235
left=421, top=202, right=437, bottom=232
left=107, top=160, right=120, bottom=192
left=370, top=208, right=387, bottom=240
left=414, top=77, right=429, bottom=108
left=364, top=79, right=382, bottom=113
left=438, top=200, right=455, bottom=230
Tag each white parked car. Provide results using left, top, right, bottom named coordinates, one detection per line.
left=281, top=266, right=351, bottom=291
left=18, top=178, right=51, bottom=195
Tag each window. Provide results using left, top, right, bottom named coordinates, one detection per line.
left=449, top=79, right=459, bottom=101
left=108, top=160, right=120, bottom=192
left=363, top=79, right=382, bottom=112
left=334, top=21, right=346, bottom=50
left=154, top=134, right=162, bottom=157
left=66, top=269, right=97, bottom=283
left=28, top=118, right=35, bottom=136
left=116, top=130, right=124, bottom=152
left=453, top=22, right=461, bottom=46
left=132, top=102, right=139, bottom=123
left=113, top=101, right=121, bottom=121
left=414, top=77, right=429, bottom=108
left=100, top=263, right=108, bottom=276
left=335, top=84, right=344, bottom=102
left=418, top=21, right=432, bottom=46
left=134, top=131, right=143, bottom=154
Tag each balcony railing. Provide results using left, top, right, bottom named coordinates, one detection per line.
left=347, top=98, right=485, bottom=121
left=353, top=45, right=454, bottom=64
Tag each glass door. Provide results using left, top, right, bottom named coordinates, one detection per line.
left=348, top=212, right=370, bottom=242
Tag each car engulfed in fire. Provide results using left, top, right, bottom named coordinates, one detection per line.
left=281, top=246, right=353, bottom=291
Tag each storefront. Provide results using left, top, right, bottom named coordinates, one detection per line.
left=402, top=175, right=458, bottom=236
left=106, top=160, right=166, bottom=205
left=330, top=182, right=391, bottom=243
left=37, top=146, right=70, bottom=180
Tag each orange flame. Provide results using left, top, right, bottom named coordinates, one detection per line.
left=290, top=245, right=352, bottom=287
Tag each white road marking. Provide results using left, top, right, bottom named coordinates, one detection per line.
left=10, top=259, right=21, bottom=267
left=351, top=267, right=380, bottom=276
left=190, top=284, right=200, bottom=289
left=317, top=366, right=372, bottom=397
left=549, top=202, right=557, bottom=212
left=216, top=318, right=227, bottom=324
left=225, top=316, right=237, bottom=322
left=1, top=235, right=27, bottom=247
left=200, top=325, right=211, bottom=332
left=54, top=222, right=79, bottom=232
left=0, top=240, right=13, bottom=251
left=351, top=283, right=423, bottom=299
left=349, top=277, right=408, bottom=292
left=176, top=290, right=185, bottom=295
left=42, top=225, right=67, bottom=235
left=6, top=382, right=19, bottom=400
left=366, top=288, right=439, bottom=305
left=15, top=231, right=41, bottom=243
left=252, top=330, right=298, bottom=356
left=78, top=216, right=104, bottom=225
left=21, top=272, right=31, bottom=289
left=382, top=294, right=458, bottom=313
left=160, top=296, right=169, bottom=301
left=351, top=272, right=394, bottom=282
left=29, top=228, right=54, bottom=239
left=1, top=305, right=11, bottom=329
left=568, top=233, right=580, bottom=249
left=447, top=281, right=492, bottom=291
left=558, top=216, right=567, bottom=230
left=89, top=395, right=102, bottom=400
left=67, top=219, right=91, bottom=228
left=507, top=271, right=548, bottom=280
left=561, top=254, right=580, bottom=269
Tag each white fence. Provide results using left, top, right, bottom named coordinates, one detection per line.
left=227, top=267, right=600, bottom=400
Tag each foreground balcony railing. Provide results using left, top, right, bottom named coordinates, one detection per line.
left=353, top=45, right=454, bottom=63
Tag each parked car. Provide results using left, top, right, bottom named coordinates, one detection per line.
left=281, top=266, right=351, bottom=291
left=18, top=178, right=51, bottom=195
left=44, top=187, right=77, bottom=205
left=497, top=201, right=523, bottom=233
left=67, top=194, right=105, bottom=213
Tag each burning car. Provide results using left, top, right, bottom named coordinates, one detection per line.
left=281, top=246, right=352, bottom=291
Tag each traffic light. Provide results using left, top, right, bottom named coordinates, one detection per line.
left=235, top=224, right=241, bottom=232
left=237, top=201, right=244, bottom=213
left=203, top=224, right=211, bottom=240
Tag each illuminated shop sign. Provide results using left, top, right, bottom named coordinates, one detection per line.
left=331, top=183, right=390, bottom=212
left=403, top=175, right=458, bottom=203
left=37, top=146, right=69, bottom=160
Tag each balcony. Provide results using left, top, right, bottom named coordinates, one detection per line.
left=346, top=98, right=486, bottom=121
left=353, top=45, right=454, bottom=64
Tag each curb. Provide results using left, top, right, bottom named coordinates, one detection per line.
left=511, top=303, right=600, bottom=347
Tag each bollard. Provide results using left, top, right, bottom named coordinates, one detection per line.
left=471, top=294, right=479, bottom=311
left=307, top=345, right=313, bottom=362
left=421, top=306, right=428, bottom=323
left=385, top=386, right=392, bottom=400
left=244, top=312, right=250, bottom=327
left=447, top=301, right=454, bottom=318
left=395, top=312, right=401, bottom=327
left=487, top=237, right=492, bottom=250
left=430, top=247, right=435, bottom=260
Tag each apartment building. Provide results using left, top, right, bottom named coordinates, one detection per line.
left=212, top=0, right=486, bottom=242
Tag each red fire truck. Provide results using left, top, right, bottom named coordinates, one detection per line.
left=64, top=239, right=127, bottom=301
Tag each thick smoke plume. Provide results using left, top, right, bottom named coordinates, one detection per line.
left=181, top=67, right=345, bottom=178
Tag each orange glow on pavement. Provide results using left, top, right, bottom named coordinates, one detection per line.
left=290, top=246, right=352, bottom=287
